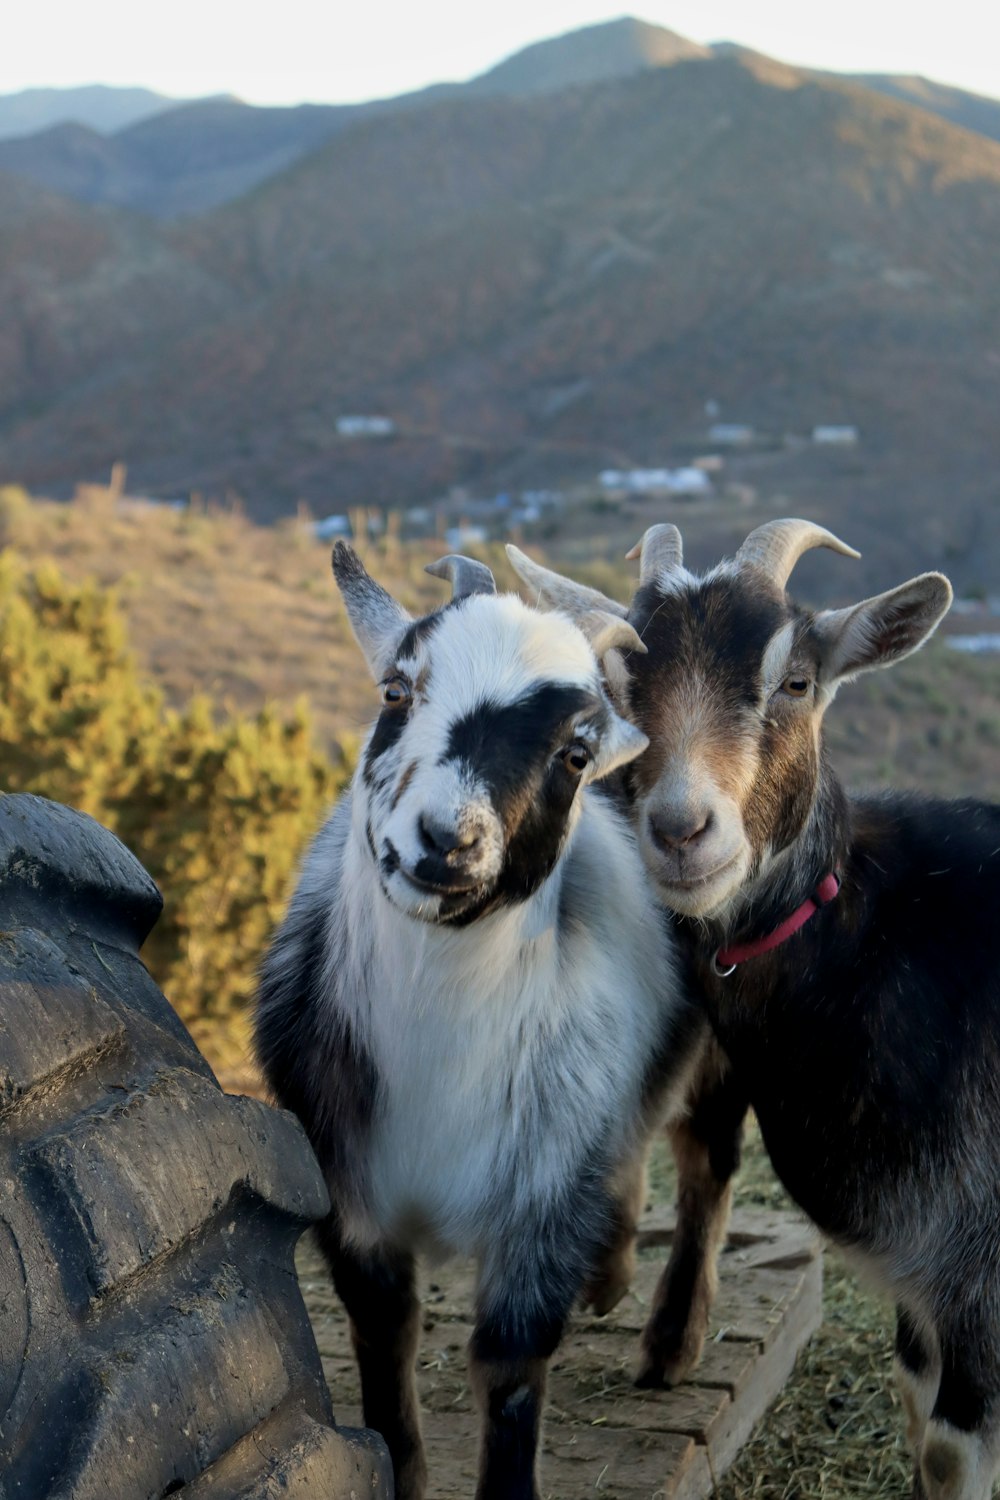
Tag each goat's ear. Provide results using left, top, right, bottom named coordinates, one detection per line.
left=332, top=542, right=412, bottom=680
left=505, top=545, right=627, bottom=621
left=576, top=608, right=646, bottom=713
left=588, top=709, right=649, bottom=782
left=813, top=572, right=953, bottom=689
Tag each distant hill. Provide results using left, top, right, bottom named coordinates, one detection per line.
left=0, top=168, right=237, bottom=417
left=2, top=44, right=1000, bottom=603
left=847, top=73, right=1000, bottom=145
left=712, top=45, right=1000, bottom=144
left=0, top=18, right=717, bottom=218
left=470, top=16, right=709, bottom=95
left=0, top=84, right=181, bottom=140
left=0, top=98, right=376, bottom=217
left=3, top=22, right=1000, bottom=220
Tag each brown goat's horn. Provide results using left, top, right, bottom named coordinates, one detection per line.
left=735, top=519, right=860, bottom=589
left=625, top=523, right=683, bottom=584
left=425, top=555, right=497, bottom=598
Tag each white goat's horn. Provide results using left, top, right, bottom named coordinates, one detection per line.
left=735, top=518, right=860, bottom=589
left=505, top=545, right=627, bottom=619
left=578, top=610, right=647, bottom=659
left=425, top=555, right=497, bottom=598
left=625, top=523, right=683, bottom=584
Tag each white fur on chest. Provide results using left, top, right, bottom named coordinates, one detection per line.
left=325, top=795, right=676, bottom=1257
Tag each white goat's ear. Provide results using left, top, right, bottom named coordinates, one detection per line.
left=588, top=709, right=649, bottom=782
left=577, top=609, right=647, bottom=661
left=332, top=542, right=412, bottom=680
left=505, top=545, right=627, bottom=621
left=813, top=572, right=952, bottom=689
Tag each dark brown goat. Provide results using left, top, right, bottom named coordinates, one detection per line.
left=508, top=524, right=1000, bottom=1500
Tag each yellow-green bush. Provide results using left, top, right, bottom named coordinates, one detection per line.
left=0, top=551, right=346, bottom=1070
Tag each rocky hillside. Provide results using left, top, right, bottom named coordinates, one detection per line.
left=0, top=24, right=998, bottom=593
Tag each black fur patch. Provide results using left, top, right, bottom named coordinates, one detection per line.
left=475, top=1379, right=543, bottom=1500
left=442, top=683, right=602, bottom=920
left=362, top=703, right=410, bottom=787
left=255, top=904, right=379, bottom=1179
left=685, top=1056, right=748, bottom=1184
left=896, top=1306, right=930, bottom=1376
left=394, top=610, right=447, bottom=664
left=934, top=1339, right=991, bottom=1433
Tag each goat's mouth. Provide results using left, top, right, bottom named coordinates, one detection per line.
left=643, top=848, right=747, bottom=917
left=383, top=864, right=492, bottom=924
left=398, top=868, right=484, bottom=899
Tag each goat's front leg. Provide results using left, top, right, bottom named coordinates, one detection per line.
left=470, top=1224, right=592, bottom=1500
left=637, top=1043, right=747, bottom=1387
left=916, top=1311, right=1000, bottom=1500
left=895, top=1304, right=941, bottom=1496
left=315, top=1216, right=426, bottom=1500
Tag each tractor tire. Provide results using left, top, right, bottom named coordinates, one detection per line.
left=0, top=793, right=391, bottom=1500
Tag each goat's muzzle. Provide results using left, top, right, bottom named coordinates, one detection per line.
left=379, top=800, right=503, bottom=922
left=638, top=792, right=750, bottom=917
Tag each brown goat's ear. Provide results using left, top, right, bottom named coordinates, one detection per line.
left=813, top=572, right=953, bottom=688
left=331, top=542, right=412, bottom=681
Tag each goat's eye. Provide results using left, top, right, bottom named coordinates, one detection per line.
left=561, top=742, right=591, bottom=777
left=380, top=676, right=411, bottom=708
left=781, top=674, right=811, bottom=698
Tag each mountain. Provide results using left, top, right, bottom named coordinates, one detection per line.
left=0, top=84, right=181, bottom=141
left=4, top=22, right=1000, bottom=222
left=0, top=19, right=718, bottom=220
left=0, top=169, right=236, bottom=425
left=0, top=98, right=379, bottom=218
left=2, top=46, right=999, bottom=600
left=847, top=74, right=1000, bottom=145
left=713, top=45, right=1000, bottom=143
left=469, top=16, right=709, bottom=95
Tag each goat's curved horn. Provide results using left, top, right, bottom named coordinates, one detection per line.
left=625, top=523, right=683, bottom=584
left=735, top=518, right=860, bottom=589
left=578, top=610, right=647, bottom=659
left=505, top=544, right=627, bottom=619
left=425, top=555, right=497, bottom=598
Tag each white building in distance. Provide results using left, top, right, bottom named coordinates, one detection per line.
left=336, top=416, right=396, bottom=438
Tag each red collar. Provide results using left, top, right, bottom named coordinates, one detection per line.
left=713, top=872, right=841, bottom=977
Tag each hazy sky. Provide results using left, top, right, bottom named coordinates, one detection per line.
left=4, top=2, right=999, bottom=106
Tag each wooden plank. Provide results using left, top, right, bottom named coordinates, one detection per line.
left=298, top=1204, right=823, bottom=1499
left=542, top=1424, right=712, bottom=1500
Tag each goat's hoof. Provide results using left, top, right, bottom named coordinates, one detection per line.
left=635, top=1339, right=702, bottom=1390
left=634, top=1359, right=670, bottom=1390
left=583, top=1275, right=630, bottom=1318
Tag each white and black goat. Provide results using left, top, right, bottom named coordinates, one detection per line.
left=510, top=522, right=1000, bottom=1500
left=255, top=544, right=699, bottom=1500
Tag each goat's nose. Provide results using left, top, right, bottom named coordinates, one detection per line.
left=648, top=809, right=713, bottom=853
left=418, top=814, right=482, bottom=860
